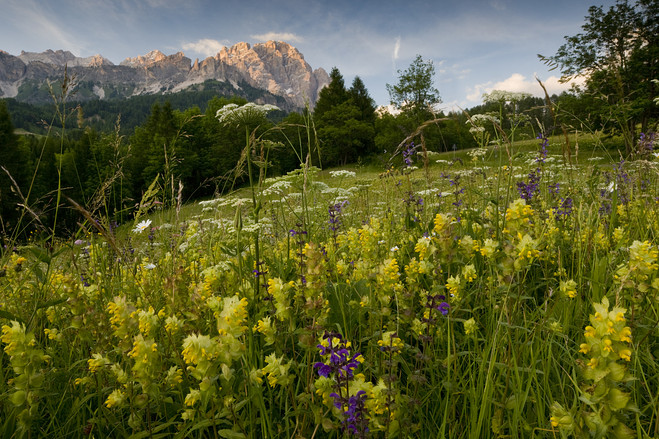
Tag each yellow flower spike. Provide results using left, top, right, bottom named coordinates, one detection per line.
left=607, top=321, right=616, bottom=334
left=587, top=357, right=598, bottom=369
left=619, top=327, right=632, bottom=343
left=185, top=389, right=201, bottom=407
left=105, top=389, right=125, bottom=408
left=88, top=353, right=109, bottom=373
left=615, top=312, right=625, bottom=322
left=603, top=339, right=614, bottom=353
left=579, top=343, right=590, bottom=354
left=584, top=326, right=596, bottom=338
left=619, top=349, right=632, bottom=362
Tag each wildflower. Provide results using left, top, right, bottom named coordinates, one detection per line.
left=262, top=353, right=293, bottom=387
left=74, top=377, right=92, bottom=386
left=165, top=366, right=183, bottom=387
left=270, top=277, right=295, bottom=320
left=341, top=390, right=370, bottom=436
left=446, top=275, right=461, bottom=299
left=105, top=389, right=126, bottom=409
left=402, top=142, right=417, bottom=167
left=618, top=349, right=631, bottom=361
left=211, top=295, right=249, bottom=338
left=480, top=238, right=498, bottom=258
left=133, top=219, right=152, bottom=234
left=618, top=327, right=632, bottom=343
left=314, top=332, right=363, bottom=383
left=216, top=102, right=279, bottom=126
left=584, top=326, right=596, bottom=338
left=329, top=200, right=349, bottom=234
left=249, top=368, right=264, bottom=385
left=184, top=389, right=201, bottom=407
left=110, top=364, right=128, bottom=384
left=414, top=236, right=432, bottom=260
left=516, top=168, right=541, bottom=201
left=377, top=331, right=404, bottom=353
left=629, top=240, right=658, bottom=274
left=44, top=327, right=62, bottom=341
left=603, top=339, right=614, bottom=353
left=88, top=353, right=110, bottom=373
left=181, top=333, right=220, bottom=378
left=329, top=170, right=357, bottom=178
left=165, top=315, right=183, bottom=334
left=464, top=318, right=477, bottom=335
left=253, top=316, right=276, bottom=346
left=559, top=279, right=578, bottom=299
left=462, top=264, right=477, bottom=283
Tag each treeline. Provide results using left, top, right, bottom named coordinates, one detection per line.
left=3, top=79, right=290, bottom=134
left=0, top=70, right=563, bottom=239
left=2, top=55, right=647, bottom=239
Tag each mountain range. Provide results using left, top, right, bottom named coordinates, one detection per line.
left=0, top=41, right=329, bottom=110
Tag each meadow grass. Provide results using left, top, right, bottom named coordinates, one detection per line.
left=1, top=128, right=658, bottom=438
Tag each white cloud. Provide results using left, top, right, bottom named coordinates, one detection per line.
left=393, top=37, right=401, bottom=61
left=181, top=39, right=226, bottom=57
left=250, top=32, right=302, bottom=43
left=466, top=73, right=585, bottom=104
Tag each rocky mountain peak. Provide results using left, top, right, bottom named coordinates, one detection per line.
left=1, top=41, right=329, bottom=109
left=120, top=50, right=167, bottom=67
left=14, top=50, right=112, bottom=67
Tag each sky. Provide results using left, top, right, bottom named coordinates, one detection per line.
left=1, top=0, right=618, bottom=111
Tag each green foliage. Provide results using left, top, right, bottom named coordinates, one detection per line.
left=313, top=68, right=377, bottom=166
left=0, top=101, right=31, bottom=232
left=386, top=54, right=441, bottom=123
left=541, top=0, right=659, bottom=153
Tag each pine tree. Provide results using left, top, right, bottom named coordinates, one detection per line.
left=314, top=67, right=348, bottom=118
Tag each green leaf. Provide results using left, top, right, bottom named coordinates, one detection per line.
left=607, top=362, right=626, bottom=382
left=10, top=390, right=26, bottom=407
left=217, top=429, right=246, bottom=439
left=607, top=388, right=630, bottom=411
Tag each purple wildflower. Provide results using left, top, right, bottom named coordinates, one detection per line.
left=536, top=133, right=548, bottom=163
left=516, top=168, right=541, bottom=201
left=403, top=142, right=417, bottom=167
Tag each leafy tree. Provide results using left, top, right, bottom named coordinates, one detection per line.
left=541, top=0, right=658, bottom=153
left=386, top=55, right=441, bottom=124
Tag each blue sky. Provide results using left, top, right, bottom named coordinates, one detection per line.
left=1, top=0, right=617, bottom=110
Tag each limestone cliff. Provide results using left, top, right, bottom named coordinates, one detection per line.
left=0, top=42, right=329, bottom=109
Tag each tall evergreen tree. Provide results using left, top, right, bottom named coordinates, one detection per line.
left=348, top=76, right=376, bottom=124
left=314, top=67, right=348, bottom=118
left=313, top=68, right=378, bottom=165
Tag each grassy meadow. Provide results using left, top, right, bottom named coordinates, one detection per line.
left=1, top=124, right=659, bottom=438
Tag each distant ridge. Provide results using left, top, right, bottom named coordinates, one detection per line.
left=0, top=41, right=329, bottom=109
